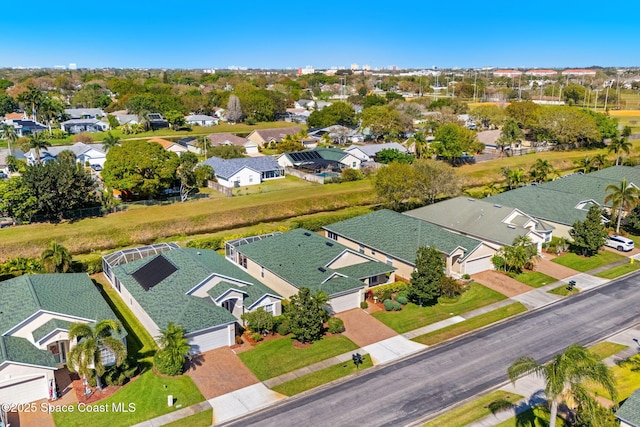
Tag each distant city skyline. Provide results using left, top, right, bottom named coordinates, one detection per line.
left=1, top=1, right=638, bottom=70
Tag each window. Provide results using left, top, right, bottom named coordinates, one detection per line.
left=260, top=266, right=264, bottom=278
left=386, top=257, right=393, bottom=266
left=249, top=175, right=253, bottom=183
left=264, top=303, right=274, bottom=314
left=370, top=275, right=378, bottom=284
left=238, top=254, right=248, bottom=269
left=359, top=245, right=365, bottom=254
left=327, top=231, right=338, bottom=241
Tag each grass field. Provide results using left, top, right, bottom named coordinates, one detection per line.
left=551, top=251, right=625, bottom=272
left=271, top=356, right=374, bottom=396
left=595, top=260, right=640, bottom=279
left=547, top=284, right=580, bottom=296
left=589, top=342, right=628, bottom=360
left=0, top=178, right=375, bottom=260
left=372, top=283, right=506, bottom=334
left=423, top=390, right=523, bottom=427
left=163, top=410, right=213, bottom=427
left=513, top=271, right=557, bottom=288
left=495, top=407, right=565, bottom=427
left=237, top=335, right=359, bottom=381
left=412, top=303, right=527, bottom=345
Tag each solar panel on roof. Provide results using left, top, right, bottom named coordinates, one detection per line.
left=289, top=151, right=322, bottom=162
left=131, top=255, right=177, bottom=291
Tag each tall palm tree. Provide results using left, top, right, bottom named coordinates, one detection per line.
left=604, top=179, right=640, bottom=233
left=508, top=343, right=617, bottom=427
left=101, top=132, right=121, bottom=152
left=68, top=320, right=127, bottom=391
left=502, top=167, right=526, bottom=190
left=17, top=86, right=45, bottom=122
left=40, top=240, right=72, bottom=273
left=591, top=153, right=608, bottom=171
left=573, top=156, right=594, bottom=174
left=0, top=123, right=18, bottom=154
left=154, top=322, right=191, bottom=376
left=528, top=159, right=555, bottom=183
left=23, top=132, right=51, bottom=165
left=608, top=137, right=632, bottom=166
left=196, top=135, right=210, bottom=158
left=39, top=96, right=66, bottom=136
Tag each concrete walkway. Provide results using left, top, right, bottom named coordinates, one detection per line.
left=207, top=384, right=285, bottom=425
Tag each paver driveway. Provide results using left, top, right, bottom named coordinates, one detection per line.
left=186, top=347, right=259, bottom=399
left=536, top=254, right=582, bottom=279
left=336, top=308, right=397, bottom=347
left=472, top=270, right=533, bottom=297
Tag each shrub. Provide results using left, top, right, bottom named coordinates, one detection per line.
left=395, top=295, right=408, bottom=305
left=396, top=290, right=409, bottom=300
left=439, top=276, right=464, bottom=299
left=70, top=254, right=103, bottom=274
left=241, top=307, right=275, bottom=334
left=392, top=301, right=403, bottom=311
left=462, top=274, right=471, bottom=280
left=360, top=301, right=369, bottom=309
left=341, top=168, right=364, bottom=182
left=251, top=332, right=263, bottom=342
left=154, top=349, right=183, bottom=376
left=293, top=209, right=372, bottom=232
left=379, top=289, right=393, bottom=302
left=235, top=335, right=244, bottom=345
left=327, top=317, right=345, bottom=334
left=276, top=318, right=291, bottom=336
left=73, top=132, right=94, bottom=143
left=383, top=299, right=394, bottom=311
left=186, top=236, right=224, bottom=251
left=372, top=281, right=410, bottom=300
left=491, top=254, right=505, bottom=271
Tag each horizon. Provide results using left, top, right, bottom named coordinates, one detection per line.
left=1, top=1, right=639, bottom=70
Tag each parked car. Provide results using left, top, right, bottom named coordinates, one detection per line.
left=0, top=171, right=7, bottom=179
left=605, top=235, right=634, bottom=252
left=90, top=164, right=103, bottom=171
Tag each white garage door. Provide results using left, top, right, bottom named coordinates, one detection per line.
left=0, top=375, right=48, bottom=405
left=187, top=324, right=234, bottom=354
left=465, top=255, right=494, bottom=275
left=329, top=291, right=361, bottom=314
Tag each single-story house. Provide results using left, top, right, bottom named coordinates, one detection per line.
left=617, top=388, right=640, bottom=427
left=207, top=133, right=258, bottom=155
left=224, top=229, right=396, bottom=313
left=147, top=113, right=169, bottom=130
left=25, top=142, right=106, bottom=167
left=113, top=113, right=139, bottom=126
left=323, top=209, right=495, bottom=278
left=278, top=148, right=361, bottom=172
left=246, top=127, right=301, bottom=148
left=64, top=108, right=105, bottom=120
left=0, top=274, right=124, bottom=405
left=4, top=119, right=47, bottom=137
left=103, top=244, right=281, bottom=353
left=185, top=114, right=218, bottom=127
left=404, top=197, right=553, bottom=252
left=308, top=125, right=357, bottom=145
left=0, top=148, right=25, bottom=175
left=345, top=142, right=409, bottom=162
left=148, top=137, right=188, bottom=156
left=201, top=156, right=284, bottom=187
left=60, top=118, right=109, bottom=134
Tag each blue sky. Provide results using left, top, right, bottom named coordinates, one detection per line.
left=1, top=1, right=638, bottom=70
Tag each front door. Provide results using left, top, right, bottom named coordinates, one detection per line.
left=48, top=341, right=67, bottom=364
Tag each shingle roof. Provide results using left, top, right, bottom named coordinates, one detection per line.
left=616, top=388, right=640, bottom=426
left=31, top=319, right=74, bottom=343
left=207, top=132, right=247, bottom=147
left=64, top=108, right=105, bottom=119
left=201, top=156, right=282, bottom=179
left=234, top=229, right=394, bottom=296
left=251, top=127, right=301, bottom=142
left=323, top=209, right=483, bottom=264
left=404, top=197, right=542, bottom=246
left=28, top=142, right=105, bottom=160
left=346, top=143, right=407, bottom=157
left=186, top=115, right=216, bottom=121
left=147, top=137, right=186, bottom=151
left=0, top=274, right=120, bottom=336
left=109, top=248, right=279, bottom=333
left=0, top=336, right=56, bottom=368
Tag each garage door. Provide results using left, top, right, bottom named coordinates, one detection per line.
left=465, top=255, right=494, bottom=275
left=187, top=324, right=234, bottom=354
left=0, top=375, right=48, bottom=405
left=329, top=291, right=361, bottom=314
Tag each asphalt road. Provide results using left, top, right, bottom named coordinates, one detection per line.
left=225, top=271, right=640, bottom=427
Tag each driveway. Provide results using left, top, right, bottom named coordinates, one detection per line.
left=186, top=347, right=259, bottom=399
left=336, top=308, right=397, bottom=347
left=536, top=254, right=581, bottom=279
left=472, top=270, right=533, bottom=297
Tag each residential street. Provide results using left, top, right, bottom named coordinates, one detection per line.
left=224, top=271, right=640, bottom=427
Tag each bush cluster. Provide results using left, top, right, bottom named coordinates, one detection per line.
left=154, top=350, right=183, bottom=376
left=290, top=209, right=372, bottom=232
left=327, top=317, right=345, bottom=334
left=372, top=281, right=410, bottom=300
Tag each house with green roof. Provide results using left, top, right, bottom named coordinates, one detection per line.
left=225, top=228, right=396, bottom=313
left=616, top=387, right=640, bottom=427
left=405, top=197, right=553, bottom=252
left=0, top=273, right=122, bottom=405
left=103, top=244, right=281, bottom=353
left=323, top=209, right=495, bottom=278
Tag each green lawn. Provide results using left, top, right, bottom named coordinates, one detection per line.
left=271, top=356, right=374, bottom=396
left=551, top=251, right=625, bottom=272
left=595, top=261, right=640, bottom=279
left=412, top=303, right=528, bottom=345
left=588, top=355, right=640, bottom=401
left=423, top=390, right=523, bottom=427
left=589, top=342, right=628, bottom=360
left=513, top=271, right=557, bottom=288
left=163, top=409, right=213, bottom=427
left=547, top=284, right=580, bottom=296
left=495, top=407, right=565, bottom=427
left=52, top=370, right=205, bottom=427
left=372, top=283, right=507, bottom=334
left=238, top=335, right=359, bottom=381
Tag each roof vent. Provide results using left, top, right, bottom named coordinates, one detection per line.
left=197, top=251, right=201, bottom=255
left=493, top=204, right=502, bottom=208
left=318, top=267, right=327, bottom=273
left=326, top=242, right=334, bottom=247
left=304, top=232, right=311, bottom=237
left=467, top=198, right=475, bottom=201
left=507, top=225, right=516, bottom=229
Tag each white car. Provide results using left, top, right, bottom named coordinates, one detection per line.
left=605, top=235, right=634, bottom=252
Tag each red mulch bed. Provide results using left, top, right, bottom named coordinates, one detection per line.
left=72, top=374, right=141, bottom=404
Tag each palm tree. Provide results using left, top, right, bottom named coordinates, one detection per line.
left=196, top=135, right=210, bottom=158
left=608, top=136, right=632, bottom=166
left=0, top=123, right=18, bottom=154
left=39, top=96, right=65, bottom=136
left=68, top=320, right=127, bottom=391
left=22, top=132, right=51, bottom=165
left=154, top=322, right=191, bottom=376
left=17, top=86, right=45, bottom=122
left=528, top=159, right=555, bottom=183
left=604, top=179, right=640, bottom=233
left=40, top=240, right=72, bottom=273
left=101, top=132, right=121, bottom=152
left=502, top=167, right=526, bottom=190
left=573, top=156, right=594, bottom=174
left=508, top=343, right=617, bottom=427
left=591, top=153, right=608, bottom=171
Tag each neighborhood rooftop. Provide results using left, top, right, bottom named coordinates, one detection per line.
left=201, top=156, right=282, bottom=180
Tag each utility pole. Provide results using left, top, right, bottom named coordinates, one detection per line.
left=473, top=71, right=478, bottom=102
